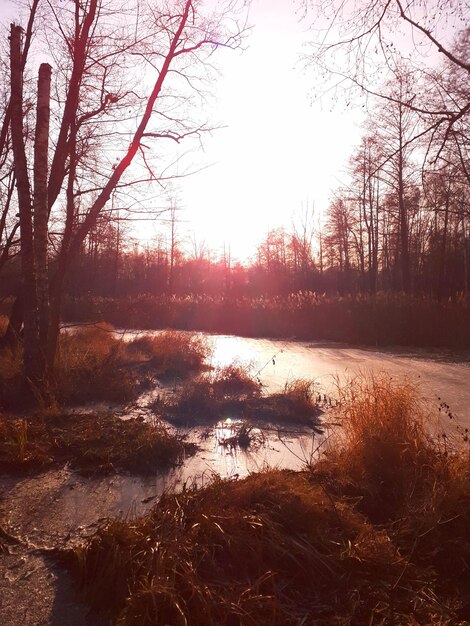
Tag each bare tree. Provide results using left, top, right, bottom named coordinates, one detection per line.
left=305, top=0, right=470, bottom=149
left=4, top=0, right=247, bottom=401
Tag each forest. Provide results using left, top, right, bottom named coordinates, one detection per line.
left=2, top=27, right=470, bottom=348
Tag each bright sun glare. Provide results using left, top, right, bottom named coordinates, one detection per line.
left=148, top=0, right=363, bottom=262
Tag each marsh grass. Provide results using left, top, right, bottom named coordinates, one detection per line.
left=0, top=326, right=211, bottom=409
left=69, top=374, right=470, bottom=625
left=56, top=323, right=136, bottom=404
left=256, top=379, right=320, bottom=424
left=70, top=470, right=413, bottom=626
left=159, top=368, right=320, bottom=427
left=0, top=412, right=194, bottom=474
left=157, top=364, right=262, bottom=424
left=63, top=292, right=470, bottom=347
left=313, top=374, right=470, bottom=607
left=216, top=420, right=264, bottom=450
left=127, top=330, right=211, bottom=378
left=315, top=374, right=449, bottom=520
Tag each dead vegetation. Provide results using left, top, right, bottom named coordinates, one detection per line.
left=312, top=374, right=470, bottom=607
left=68, top=470, right=406, bottom=626
left=68, top=374, right=470, bottom=625
left=0, top=325, right=211, bottom=409
left=155, top=365, right=321, bottom=427
left=0, top=412, right=195, bottom=475
left=126, top=330, right=211, bottom=378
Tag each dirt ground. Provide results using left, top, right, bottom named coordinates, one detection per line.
left=0, top=467, right=161, bottom=626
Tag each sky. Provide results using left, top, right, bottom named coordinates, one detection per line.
left=176, top=0, right=363, bottom=261
left=0, top=0, right=364, bottom=262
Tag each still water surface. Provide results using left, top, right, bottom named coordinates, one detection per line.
left=123, top=331, right=470, bottom=485
left=209, top=334, right=470, bottom=422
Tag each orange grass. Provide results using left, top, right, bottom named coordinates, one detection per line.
left=70, top=470, right=417, bottom=626
left=157, top=367, right=320, bottom=426
left=0, top=326, right=211, bottom=409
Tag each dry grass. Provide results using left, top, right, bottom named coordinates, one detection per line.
left=0, top=326, right=212, bottom=409
left=159, top=372, right=320, bottom=427
left=211, top=362, right=262, bottom=399
left=57, top=323, right=136, bottom=404
left=62, top=292, right=470, bottom=348
left=70, top=470, right=414, bottom=626
left=313, top=374, right=470, bottom=610
left=157, top=364, right=262, bottom=424
left=0, top=342, right=23, bottom=406
left=316, top=374, right=451, bottom=520
left=68, top=374, right=470, bottom=625
left=0, top=412, right=195, bottom=475
left=256, top=379, right=320, bottom=424
left=0, top=311, right=26, bottom=406
left=0, top=324, right=135, bottom=408
left=127, top=331, right=211, bottom=378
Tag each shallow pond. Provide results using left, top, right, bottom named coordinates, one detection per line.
left=31, top=328, right=468, bottom=529
left=211, top=335, right=470, bottom=424
left=117, top=331, right=470, bottom=489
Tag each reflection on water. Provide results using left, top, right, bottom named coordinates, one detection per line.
left=0, top=422, right=323, bottom=548
left=208, top=334, right=470, bottom=426
left=179, top=420, right=322, bottom=483
left=111, top=329, right=470, bottom=511
left=121, top=329, right=469, bottom=426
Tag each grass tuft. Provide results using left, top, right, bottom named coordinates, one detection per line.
left=316, top=374, right=445, bottom=520
left=157, top=364, right=262, bottom=424
left=258, top=378, right=320, bottom=424
left=57, top=323, right=135, bottom=404
left=159, top=370, right=320, bottom=427
left=127, top=331, right=211, bottom=378
left=70, top=470, right=410, bottom=625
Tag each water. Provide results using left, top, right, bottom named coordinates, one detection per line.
left=117, top=331, right=470, bottom=487
left=2, top=332, right=468, bottom=556
left=209, top=335, right=470, bottom=426
left=124, top=330, right=469, bottom=426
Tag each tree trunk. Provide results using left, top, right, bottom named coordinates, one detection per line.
left=33, top=63, right=52, bottom=368
left=438, top=188, right=450, bottom=300
left=10, top=24, right=40, bottom=388
left=397, top=103, right=410, bottom=293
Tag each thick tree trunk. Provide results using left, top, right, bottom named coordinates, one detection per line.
left=10, top=24, right=40, bottom=387
left=10, top=27, right=53, bottom=403
left=33, top=63, right=52, bottom=368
